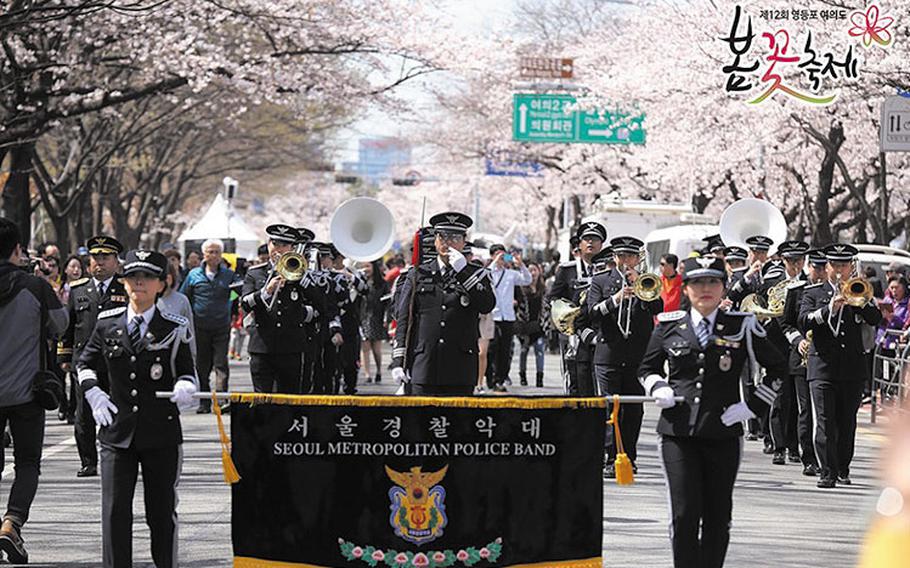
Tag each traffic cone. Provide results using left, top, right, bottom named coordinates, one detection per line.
left=609, top=394, right=634, bottom=485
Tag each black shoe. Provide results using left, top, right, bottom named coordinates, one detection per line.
left=603, top=463, right=615, bottom=479
left=787, top=450, right=802, bottom=463
left=536, top=373, right=544, bottom=388
left=746, top=433, right=759, bottom=441
left=76, top=465, right=97, bottom=478
left=802, top=464, right=819, bottom=477
left=57, top=410, right=67, bottom=421
left=772, top=452, right=786, bottom=465
left=374, top=374, right=382, bottom=384
left=817, top=477, right=836, bottom=488
left=493, top=383, right=508, bottom=393
left=837, top=474, right=852, bottom=485
left=0, top=519, right=27, bottom=564
left=632, top=462, right=638, bottom=474
left=520, top=379, right=528, bottom=386
left=365, top=376, right=373, bottom=384
left=219, top=403, right=231, bottom=415
left=762, top=444, right=774, bottom=455
left=196, top=404, right=212, bottom=414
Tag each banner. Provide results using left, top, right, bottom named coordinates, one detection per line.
left=229, top=395, right=606, bottom=568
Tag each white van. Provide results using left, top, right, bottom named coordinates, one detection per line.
left=643, top=224, right=720, bottom=272
left=855, top=244, right=910, bottom=279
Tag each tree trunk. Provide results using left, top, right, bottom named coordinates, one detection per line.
left=2, top=143, right=35, bottom=244
left=812, top=124, right=844, bottom=246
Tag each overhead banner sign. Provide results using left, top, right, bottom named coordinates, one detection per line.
left=512, top=94, right=645, bottom=145
left=519, top=57, right=574, bottom=79
left=230, top=395, right=606, bottom=568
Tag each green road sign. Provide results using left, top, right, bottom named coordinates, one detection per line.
left=512, top=94, right=645, bottom=145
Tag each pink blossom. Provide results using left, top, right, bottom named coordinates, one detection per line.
left=372, top=550, right=385, bottom=561
left=479, top=548, right=490, bottom=559
left=433, top=551, right=446, bottom=563
left=395, top=552, right=409, bottom=564
left=352, top=547, right=363, bottom=559
left=413, top=552, right=429, bottom=566
left=456, top=550, right=469, bottom=561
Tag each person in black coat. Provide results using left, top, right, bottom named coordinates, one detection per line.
left=587, top=236, right=663, bottom=473
left=546, top=222, right=607, bottom=396
left=797, top=243, right=882, bottom=488
left=76, top=250, right=197, bottom=568
left=639, top=256, right=786, bottom=568
left=391, top=212, right=495, bottom=395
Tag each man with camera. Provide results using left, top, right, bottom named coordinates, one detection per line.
left=0, top=218, right=69, bottom=564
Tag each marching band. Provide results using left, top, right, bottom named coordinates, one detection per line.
left=0, top=195, right=888, bottom=568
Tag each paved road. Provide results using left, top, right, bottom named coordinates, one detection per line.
left=1, top=347, right=885, bottom=567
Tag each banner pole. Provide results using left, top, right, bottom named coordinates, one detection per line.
left=154, top=392, right=684, bottom=403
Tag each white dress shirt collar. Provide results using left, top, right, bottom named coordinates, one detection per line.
left=126, top=305, right=156, bottom=336
left=690, top=307, right=719, bottom=331
left=93, top=275, right=114, bottom=293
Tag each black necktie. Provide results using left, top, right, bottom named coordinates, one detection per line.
left=129, top=316, right=144, bottom=349
left=98, top=282, right=106, bottom=297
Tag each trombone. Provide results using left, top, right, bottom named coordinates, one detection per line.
left=617, top=247, right=662, bottom=337
left=265, top=250, right=308, bottom=311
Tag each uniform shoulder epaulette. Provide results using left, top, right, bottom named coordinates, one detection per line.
left=98, top=306, right=126, bottom=320
left=160, top=311, right=189, bottom=326
left=656, top=310, right=686, bottom=323
left=69, top=278, right=90, bottom=288
left=592, top=266, right=610, bottom=276
left=787, top=280, right=807, bottom=290
left=804, top=282, right=823, bottom=289
left=559, top=261, right=575, bottom=267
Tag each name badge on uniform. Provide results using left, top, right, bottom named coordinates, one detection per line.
left=110, top=295, right=127, bottom=303
left=291, top=289, right=299, bottom=302
left=719, top=352, right=732, bottom=372
left=460, top=295, right=470, bottom=307
left=150, top=363, right=164, bottom=380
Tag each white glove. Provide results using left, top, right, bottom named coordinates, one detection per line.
left=170, top=380, right=198, bottom=412
left=448, top=248, right=467, bottom=273
left=652, top=386, right=677, bottom=409
left=331, top=333, right=344, bottom=347
left=392, top=367, right=409, bottom=384
left=85, top=386, right=118, bottom=427
left=721, top=401, right=756, bottom=426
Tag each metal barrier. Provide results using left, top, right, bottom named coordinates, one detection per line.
left=871, top=329, right=910, bottom=424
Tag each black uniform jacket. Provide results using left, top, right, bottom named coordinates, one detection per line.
left=638, top=309, right=787, bottom=439
left=587, top=267, right=663, bottom=366
left=797, top=280, right=882, bottom=381
left=546, top=259, right=598, bottom=358
left=392, top=259, right=495, bottom=386
left=76, top=307, right=197, bottom=450
left=60, top=277, right=128, bottom=389
left=240, top=263, right=336, bottom=354
left=780, top=279, right=810, bottom=376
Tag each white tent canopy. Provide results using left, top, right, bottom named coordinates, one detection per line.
left=177, top=193, right=260, bottom=259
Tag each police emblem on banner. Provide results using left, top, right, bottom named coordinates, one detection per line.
left=386, top=465, right=449, bottom=545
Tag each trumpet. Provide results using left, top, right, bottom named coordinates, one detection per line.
left=841, top=276, right=873, bottom=307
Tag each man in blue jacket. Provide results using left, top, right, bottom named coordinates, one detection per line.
left=179, top=238, right=238, bottom=412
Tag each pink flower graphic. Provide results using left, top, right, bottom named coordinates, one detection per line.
left=848, top=4, right=894, bottom=48
left=479, top=547, right=491, bottom=559
left=372, top=550, right=385, bottom=562
left=395, top=552, right=409, bottom=565
left=352, top=547, right=364, bottom=559
left=413, top=552, right=429, bottom=567
left=433, top=551, right=447, bottom=563
left=456, top=550, right=469, bottom=561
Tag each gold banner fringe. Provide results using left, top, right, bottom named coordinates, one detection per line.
left=228, top=394, right=606, bottom=410
left=234, top=556, right=603, bottom=568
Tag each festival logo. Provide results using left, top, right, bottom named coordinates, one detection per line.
left=386, top=465, right=449, bottom=546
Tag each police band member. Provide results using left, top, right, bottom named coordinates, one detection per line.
left=726, top=236, right=773, bottom=306
left=332, top=246, right=368, bottom=395
left=702, top=234, right=725, bottom=258
left=765, top=240, right=809, bottom=466
left=798, top=243, right=881, bottom=488
left=547, top=222, right=607, bottom=396
left=391, top=212, right=495, bottom=396
left=307, top=241, right=345, bottom=394
left=780, top=247, right=825, bottom=476
left=241, top=225, right=325, bottom=394
left=59, top=235, right=128, bottom=478
left=76, top=250, right=198, bottom=568
left=639, top=256, right=786, bottom=568
left=723, top=246, right=749, bottom=302
left=587, top=236, right=663, bottom=475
